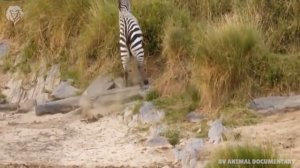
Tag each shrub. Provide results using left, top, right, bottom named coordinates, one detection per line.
left=163, top=129, right=181, bottom=146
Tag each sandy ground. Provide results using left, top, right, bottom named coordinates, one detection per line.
left=0, top=110, right=174, bottom=168
left=235, top=110, right=300, bottom=168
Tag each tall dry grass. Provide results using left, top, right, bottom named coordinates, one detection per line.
left=0, top=0, right=299, bottom=111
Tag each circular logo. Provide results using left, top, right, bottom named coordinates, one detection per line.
left=6, top=6, right=24, bottom=25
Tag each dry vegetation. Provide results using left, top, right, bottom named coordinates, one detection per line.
left=0, top=0, right=299, bottom=113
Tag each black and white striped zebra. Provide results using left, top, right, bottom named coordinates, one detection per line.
left=118, top=0, right=148, bottom=88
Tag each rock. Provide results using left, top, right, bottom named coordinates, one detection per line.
left=208, top=119, right=225, bottom=144
left=149, top=124, right=168, bottom=137
left=27, top=76, right=48, bottom=105
left=186, top=112, right=202, bottom=123
left=17, top=99, right=37, bottom=113
left=51, top=81, right=80, bottom=100
left=35, top=96, right=80, bottom=116
left=123, top=105, right=134, bottom=124
left=139, top=102, right=165, bottom=124
left=83, top=75, right=115, bottom=99
left=249, top=95, right=300, bottom=115
left=0, top=42, right=9, bottom=64
left=0, top=103, right=18, bottom=111
left=2, top=78, right=24, bottom=104
left=44, top=65, right=61, bottom=93
left=173, top=138, right=204, bottom=168
left=146, top=136, right=171, bottom=148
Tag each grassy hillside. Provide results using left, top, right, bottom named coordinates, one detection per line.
left=0, top=0, right=299, bottom=112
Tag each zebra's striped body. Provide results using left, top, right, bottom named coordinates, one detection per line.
left=119, top=0, right=148, bottom=88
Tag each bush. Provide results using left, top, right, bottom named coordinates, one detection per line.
left=192, top=16, right=300, bottom=109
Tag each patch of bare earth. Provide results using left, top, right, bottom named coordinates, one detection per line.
left=0, top=110, right=174, bottom=168
left=234, top=110, right=300, bottom=168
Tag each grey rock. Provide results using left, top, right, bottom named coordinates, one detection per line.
left=51, top=81, right=80, bottom=99
left=2, top=65, right=61, bottom=106
left=35, top=96, right=80, bottom=116
left=0, top=103, right=18, bottom=111
left=2, top=78, right=24, bottom=104
left=0, top=42, right=9, bottom=63
left=139, top=102, right=165, bottom=124
left=44, top=65, right=61, bottom=93
left=149, top=124, right=168, bottom=137
left=249, top=95, right=300, bottom=115
left=173, top=138, right=204, bottom=168
left=208, top=119, right=225, bottom=144
left=123, top=106, right=134, bottom=124
left=18, top=99, right=37, bottom=113
left=146, top=136, right=171, bottom=148
left=27, top=76, right=48, bottom=105
left=186, top=112, right=202, bottom=123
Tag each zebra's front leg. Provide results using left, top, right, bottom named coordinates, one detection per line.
left=137, top=63, right=149, bottom=90
left=121, top=54, right=130, bottom=87
left=124, top=68, right=129, bottom=87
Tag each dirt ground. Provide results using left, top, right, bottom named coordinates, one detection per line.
left=0, top=110, right=174, bottom=168
left=1, top=109, right=299, bottom=168
left=235, top=110, right=300, bottom=168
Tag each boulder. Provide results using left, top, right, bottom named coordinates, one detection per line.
left=0, top=103, right=18, bottom=111
left=51, top=81, right=80, bottom=100
left=149, top=124, right=168, bottom=137
left=186, top=112, right=202, bottom=123
left=0, top=42, right=9, bottom=64
left=249, top=95, right=300, bottom=115
left=2, top=78, right=24, bottom=104
left=146, top=136, right=171, bottom=148
left=173, top=138, right=204, bottom=168
left=35, top=96, right=80, bottom=116
left=44, top=65, right=60, bottom=93
left=139, top=102, right=165, bottom=124
left=208, top=119, right=225, bottom=144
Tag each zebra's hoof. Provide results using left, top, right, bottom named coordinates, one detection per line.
left=144, top=79, right=149, bottom=85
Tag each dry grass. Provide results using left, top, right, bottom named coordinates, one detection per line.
left=0, top=0, right=299, bottom=119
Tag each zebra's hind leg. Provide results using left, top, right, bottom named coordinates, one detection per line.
left=120, top=45, right=130, bottom=87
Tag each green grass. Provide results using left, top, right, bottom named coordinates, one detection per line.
left=221, top=105, right=261, bottom=127
left=0, top=92, right=6, bottom=99
left=162, top=128, right=181, bottom=146
left=206, top=144, right=292, bottom=168
left=145, top=90, right=160, bottom=101
left=132, top=101, right=143, bottom=115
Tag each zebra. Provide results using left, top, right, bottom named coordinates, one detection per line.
left=118, top=0, right=149, bottom=89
